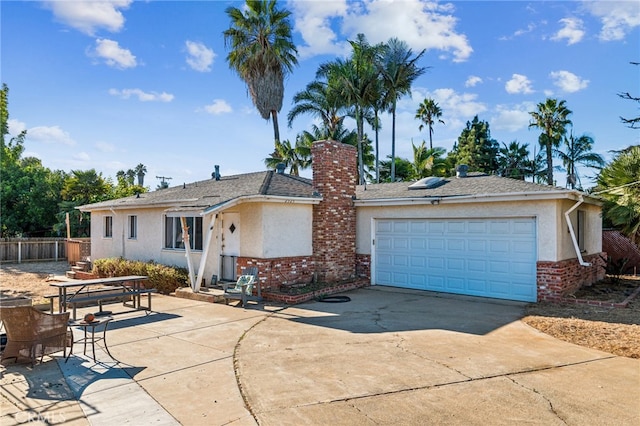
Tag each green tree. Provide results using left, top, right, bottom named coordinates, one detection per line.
left=554, top=132, right=605, bottom=189
left=597, top=145, right=640, bottom=243
left=224, top=0, right=298, bottom=145
left=264, top=138, right=311, bottom=176
left=317, top=34, right=381, bottom=184
left=529, top=98, right=572, bottom=185
left=410, top=142, right=448, bottom=179
left=378, top=38, right=426, bottom=182
left=61, top=169, right=112, bottom=205
left=450, top=115, right=499, bottom=174
left=415, top=98, right=445, bottom=150
left=287, top=79, right=345, bottom=137
left=379, top=155, right=412, bottom=182
left=497, top=141, right=530, bottom=180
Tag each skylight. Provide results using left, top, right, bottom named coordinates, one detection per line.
left=408, top=177, right=444, bottom=190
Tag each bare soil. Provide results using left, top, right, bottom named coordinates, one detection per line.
left=1, top=262, right=639, bottom=358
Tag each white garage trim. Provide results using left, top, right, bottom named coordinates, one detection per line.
left=372, top=217, right=537, bottom=302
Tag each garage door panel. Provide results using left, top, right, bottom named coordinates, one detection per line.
left=375, top=217, right=537, bottom=302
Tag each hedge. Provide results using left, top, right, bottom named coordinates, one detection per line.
left=92, top=258, right=189, bottom=295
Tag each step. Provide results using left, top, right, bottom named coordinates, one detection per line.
left=65, top=270, right=77, bottom=279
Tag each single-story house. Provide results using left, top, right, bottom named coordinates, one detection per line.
left=79, top=140, right=604, bottom=303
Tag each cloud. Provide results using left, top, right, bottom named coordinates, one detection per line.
left=95, top=142, right=116, bottom=152
left=92, top=38, right=137, bottom=69
left=204, top=99, right=232, bottom=115
left=72, top=152, right=91, bottom=162
left=465, top=76, right=482, bottom=87
left=491, top=103, right=535, bottom=132
left=585, top=1, right=640, bottom=41
left=290, top=0, right=472, bottom=62
left=43, top=0, right=132, bottom=36
left=413, top=87, right=487, bottom=122
left=185, top=41, right=215, bottom=72
left=500, top=23, right=536, bottom=40
left=7, top=118, right=27, bottom=135
left=505, top=74, right=534, bottom=94
left=549, top=70, right=589, bottom=93
left=26, top=125, right=75, bottom=146
left=109, top=88, right=174, bottom=102
left=551, top=17, right=585, bottom=45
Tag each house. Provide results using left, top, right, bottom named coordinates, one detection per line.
left=79, top=140, right=604, bottom=303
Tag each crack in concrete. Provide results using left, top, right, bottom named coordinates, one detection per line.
left=506, top=375, right=568, bottom=425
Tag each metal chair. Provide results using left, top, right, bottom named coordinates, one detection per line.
left=222, top=267, right=262, bottom=307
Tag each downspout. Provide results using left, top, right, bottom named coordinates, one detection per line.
left=194, top=213, right=217, bottom=293
left=564, top=195, right=591, bottom=266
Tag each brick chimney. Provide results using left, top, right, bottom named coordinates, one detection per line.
left=312, top=140, right=357, bottom=283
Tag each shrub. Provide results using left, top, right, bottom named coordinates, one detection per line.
left=92, top=258, right=189, bottom=294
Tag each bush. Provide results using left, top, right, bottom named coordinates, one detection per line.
left=92, top=258, right=189, bottom=295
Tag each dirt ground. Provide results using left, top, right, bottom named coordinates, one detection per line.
left=1, top=261, right=639, bottom=358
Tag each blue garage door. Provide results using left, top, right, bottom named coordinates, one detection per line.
left=374, top=218, right=537, bottom=302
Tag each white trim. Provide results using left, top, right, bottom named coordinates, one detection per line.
left=202, top=195, right=321, bottom=215
left=194, top=213, right=217, bottom=292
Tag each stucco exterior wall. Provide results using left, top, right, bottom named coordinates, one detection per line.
left=357, top=199, right=574, bottom=262
left=558, top=199, right=602, bottom=261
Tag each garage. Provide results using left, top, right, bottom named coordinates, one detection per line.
left=374, top=218, right=537, bottom=302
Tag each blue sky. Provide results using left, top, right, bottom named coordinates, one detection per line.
left=3, top=0, right=639, bottom=189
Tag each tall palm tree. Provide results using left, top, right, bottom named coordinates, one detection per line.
left=415, top=98, right=445, bottom=150
left=317, top=34, right=381, bottom=184
left=554, top=132, right=605, bottom=189
left=379, top=38, right=426, bottom=182
left=287, top=79, right=345, bottom=137
left=528, top=98, right=572, bottom=186
left=224, top=0, right=298, bottom=145
left=134, top=163, right=147, bottom=186
left=410, top=141, right=447, bottom=179
left=497, top=141, right=530, bottom=180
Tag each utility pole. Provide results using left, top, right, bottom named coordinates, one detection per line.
left=156, top=176, right=172, bottom=189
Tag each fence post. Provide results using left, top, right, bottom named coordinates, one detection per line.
left=55, top=241, right=59, bottom=261
left=18, top=241, right=22, bottom=263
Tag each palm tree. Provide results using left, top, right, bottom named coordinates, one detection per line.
left=264, top=138, right=310, bottom=176
left=224, top=0, right=298, bottom=145
left=528, top=98, right=572, bottom=186
left=497, top=141, right=530, bottom=180
left=287, top=79, right=345, bottom=137
left=379, top=38, right=426, bottom=182
left=597, top=145, right=640, bottom=243
left=317, top=34, right=381, bottom=184
left=410, top=142, right=447, bottom=179
left=554, top=132, right=605, bottom=189
left=415, top=98, right=445, bottom=150
left=134, top=163, right=147, bottom=186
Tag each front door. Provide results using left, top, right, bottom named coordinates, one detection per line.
left=221, top=213, right=240, bottom=281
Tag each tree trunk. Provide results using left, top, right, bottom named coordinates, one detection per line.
left=357, top=108, right=364, bottom=185
left=546, top=139, right=554, bottom=186
left=375, top=111, right=380, bottom=184
left=271, top=110, right=280, bottom=144
left=429, top=126, right=434, bottom=150
left=390, top=103, right=397, bottom=182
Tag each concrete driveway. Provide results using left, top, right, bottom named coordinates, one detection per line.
left=239, top=287, right=639, bottom=425
left=1, top=287, right=638, bottom=425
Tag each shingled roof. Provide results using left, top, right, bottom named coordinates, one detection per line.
left=79, top=171, right=317, bottom=212
left=355, top=173, right=577, bottom=202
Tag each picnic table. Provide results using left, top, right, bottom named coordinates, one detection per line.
left=48, top=276, right=156, bottom=320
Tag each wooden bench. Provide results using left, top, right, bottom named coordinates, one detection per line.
left=46, top=287, right=157, bottom=320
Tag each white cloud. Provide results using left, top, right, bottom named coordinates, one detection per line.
left=585, top=1, right=640, bottom=41
left=93, top=38, right=137, bottom=69
left=551, top=17, right=585, bottom=45
left=491, top=103, right=535, bottom=132
left=465, top=76, right=482, bottom=87
left=290, top=0, right=472, bottom=62
left=26, top=125, right=75, bottom=146
left=500, top=22, right=536, bottom=40
left=109, top=88, right=174, bottom=102
left=7, top=118, right=27, bottom=135
left=549, top=70, right=589, bottom=93
left=72, top=152, right=91, bottom=162
left=204, top=99, right=232, bottom=115
left=505, top=74, right=534, bottom=94
left=43, top=0, right=132, bottom=36
left=185, top=41, right=215, bottom=72
left=95, top=142, right=116, bottom=152
left=414, top=87, right=487, bottom=121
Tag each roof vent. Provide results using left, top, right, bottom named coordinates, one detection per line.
left=408, top=176, right=444, bottom=190
left=276, top=163, right=286, bottom=174
left=456, top=164, right=469, bottom=178
left=212, top=165, right=220, bottom=181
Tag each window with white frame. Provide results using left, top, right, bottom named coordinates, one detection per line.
left=128, top=215, right=138, bottom=239
left=164, top=216, right=203, bottom=250
left=104, top=216, right=113, bottom=238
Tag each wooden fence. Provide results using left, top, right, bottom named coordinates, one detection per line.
left=0, top=238, right=90, bottom=263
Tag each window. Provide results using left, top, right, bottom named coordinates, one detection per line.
left=128, top=215, right=137, bottom=239
left=164, top=216, right=203, bottom=250
left=577, top=210, right=586, bottom=252
left=104, top=216, right=113, bottom=238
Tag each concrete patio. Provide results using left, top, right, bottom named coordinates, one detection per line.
left=1, top=288, right=639, bottom=425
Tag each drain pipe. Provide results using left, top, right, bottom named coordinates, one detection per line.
left=564, top=195, right=591, bottom=267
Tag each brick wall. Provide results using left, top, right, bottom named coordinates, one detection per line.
left=537, top=252, right=606, bottom=301
left=237, top=256, right=314, bottom=291
left=356, top=254, right=371, bottom=280
left=312, top=140, right=358, bottom=283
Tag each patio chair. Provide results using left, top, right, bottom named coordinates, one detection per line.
left=0, top=306, right=70, bottom=366
left=222, top=267, right=262, bottom=307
